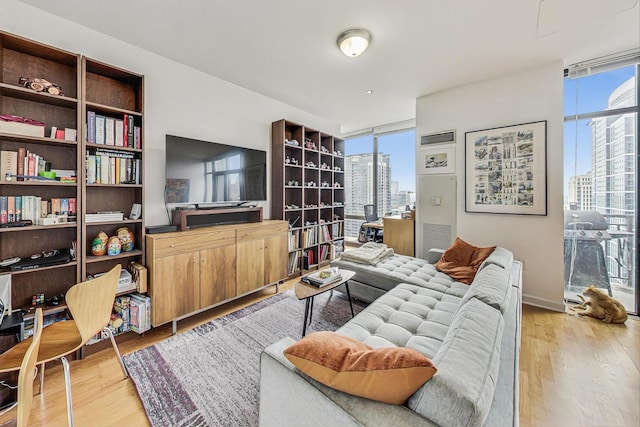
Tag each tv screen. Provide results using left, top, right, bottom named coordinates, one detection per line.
left=165, top=135, right=267, bottom=205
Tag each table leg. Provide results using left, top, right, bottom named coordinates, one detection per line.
left=344, top=282, right=355, bottom=317
left=302, top=298, right=311, bottom=336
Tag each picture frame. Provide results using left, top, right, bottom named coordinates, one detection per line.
left=465, top=120, right=547, bottom=215
left=419, top=145, right=456, bottom=175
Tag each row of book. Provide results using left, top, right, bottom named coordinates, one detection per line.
left=318, top=220, right=332, bottom=243
left=288, top=229, right=300, bottom=251
left=0, top=148, right=76, bottom=182
left=0, top=196, right=77, bottom=224
left=86, top=148, right=141, bottom=184
left=288, top=251, right=301, bottom=275
left=87, top=111, right=141, bottom=149
left=88, top=293, right=151, bottom=344
left=303, top=227, right=318, bottom=247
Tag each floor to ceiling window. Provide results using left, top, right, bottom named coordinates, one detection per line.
left=563, top=55, right=638, bottom=315
left=343, top=126, right=416, bottom=241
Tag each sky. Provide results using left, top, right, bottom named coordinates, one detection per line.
left=563, top=65, right=636, bottom=188
left=345, top=129, right=416, bottom=192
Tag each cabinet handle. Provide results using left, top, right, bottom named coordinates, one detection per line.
left=170, top=244, right=175, bottom=248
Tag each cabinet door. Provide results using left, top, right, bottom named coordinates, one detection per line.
left=152, top=251, right=199, bottom=326
left=236, top=238, right=265, bottom=296
left=264, top=233, right=288, bottom=284
left=200, top=244, right=237, bottom=307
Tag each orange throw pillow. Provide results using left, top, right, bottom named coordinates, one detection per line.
left=435, top=237, right=496, bottom=284
left=283, top=331, right=437, bottom=405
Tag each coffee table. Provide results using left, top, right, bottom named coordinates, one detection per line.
left=295, top=269, right=356, bottom=336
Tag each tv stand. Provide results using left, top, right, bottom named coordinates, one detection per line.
left=172, top=206, right=263, bottom=231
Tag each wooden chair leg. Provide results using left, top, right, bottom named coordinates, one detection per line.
left=61, top=357, right=74, bottom=427
left=104, top=327, right=128, bottom=379
left=38, top=363, right=45, bottom=395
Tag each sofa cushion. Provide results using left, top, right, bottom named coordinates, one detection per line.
left=407, top=298, right=504, bottom=427
left=332, top=254, right=469, bottom=299
left=283, top=331, right=437, bottom=405
left=479, top=246, right=514, bottom=272
left=338, top=283, right=463, bottom=359
left=460, top=263, right=511, bottom=314
left=435, top=237, right=496, bottom=284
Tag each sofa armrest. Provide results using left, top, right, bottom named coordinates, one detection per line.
left=426, top=248, right=444, bottom=264
left=259, top=338, right=435, bottom=427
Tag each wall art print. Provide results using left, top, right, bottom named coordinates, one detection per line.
left=465, top=120, right=547, bottom=215
left=419, top=145, right=456, bottom=175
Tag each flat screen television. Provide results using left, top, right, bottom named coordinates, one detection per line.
left=165, top=135, right=267, bottom=206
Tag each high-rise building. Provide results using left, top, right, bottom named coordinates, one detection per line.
left=591, top=77, right=636, bottom=286
left=567, top=172, right=592, bottom=210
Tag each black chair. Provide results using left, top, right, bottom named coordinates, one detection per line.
left=361, top=204, right=383, bottom=243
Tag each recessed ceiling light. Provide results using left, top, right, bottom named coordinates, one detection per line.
left=366, top=90, right=373, bottom=94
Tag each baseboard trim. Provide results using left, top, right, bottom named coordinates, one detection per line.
left=522, top=294, right=565, bottom=312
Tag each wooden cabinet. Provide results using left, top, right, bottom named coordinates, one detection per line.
left=146, top=221, right=287, bottom=326
left=383, top=216, right=415, bottom=256
left=236, top=222, right=288, bottom=295
left=271, top=119, right=345, bottom=277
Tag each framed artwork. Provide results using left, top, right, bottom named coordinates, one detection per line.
left=419, top=145, right=456, bottom=175
left=465, top=120, right=547, bottom=215
left=165, top=178, right=190, bottom=203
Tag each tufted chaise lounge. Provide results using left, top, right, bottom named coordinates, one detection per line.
left=259, top=247, right=522, bottom=427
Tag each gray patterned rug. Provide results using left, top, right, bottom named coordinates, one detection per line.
left=123, top=288, right=366, bottom=427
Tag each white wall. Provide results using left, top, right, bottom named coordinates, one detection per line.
left=416, top=63, right=565, bottom=311
left=1, top=0, right=339, bottom=225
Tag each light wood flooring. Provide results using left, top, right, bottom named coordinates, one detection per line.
left=12, top=280, right=640, bottom=426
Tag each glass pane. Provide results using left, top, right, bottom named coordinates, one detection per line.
left=344, top=134, right=374, bottom=240
left=228, top=173, right=240, bottom=200
left=564, top=65, right=638, bottom=315
left=378, top=129, right=416, bottom=216
left=564, top=65, right=636, bottom=116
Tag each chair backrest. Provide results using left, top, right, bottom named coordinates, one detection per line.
left=364, top=204, right=378, bottom=223
left=66, top=264, right=122, bottom=344
left=16, top=307, right=43, bottom=427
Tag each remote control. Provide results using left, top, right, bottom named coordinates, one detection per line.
left=0, top=257, right=21, bottom=267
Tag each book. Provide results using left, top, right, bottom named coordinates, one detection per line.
left=123, top=114, right=128, bottom=147
left=49, top=126, right=57, bottom=138
left=55, top=128, right=65, bottom=139
left=17, top=147, right=26, bottom=181
left=15, top=196, right=22, bottom=221
left=0, top=150, right=17, bottom=181
left=0, top=114, right=45, bottom=137
left=134, top=126, right=141, bottom=149
left=86, top=154, right=96, bottom=183
left=105, top=117, right=115, bottom=145
left=87, top=111, right=96, bottom=143
left=302, top=270, right=343, bottom=287
left=7, top=196, right=15, bottom=222
left=115, top=119, right=124, bottom=146
left=127, top=114, right=134, bottom=147
left=95, top=115, right=106, bottom=144
left=0, top=196, right=7, bottom=224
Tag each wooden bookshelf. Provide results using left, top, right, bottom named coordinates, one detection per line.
left=271, top=119, right=345, bottom=277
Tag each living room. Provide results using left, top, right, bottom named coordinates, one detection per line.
left=0, top=1, right=638, bottom=426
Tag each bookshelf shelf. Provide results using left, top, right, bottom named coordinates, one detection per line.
left=85, top=249, right=144, bottom=264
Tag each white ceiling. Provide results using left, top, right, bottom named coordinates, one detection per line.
left=18, top=0, right=640, bottom=133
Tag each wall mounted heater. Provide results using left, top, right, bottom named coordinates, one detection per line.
left=420, top=130, right=456, bottom=146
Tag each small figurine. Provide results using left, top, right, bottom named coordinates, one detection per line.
left=107, top=236, right=122, bottom=256
left=91, top=231, right=108, bottom=256
left=18, top=77, right=63, bottom=96
left=117, top=227, right=135, bottom=252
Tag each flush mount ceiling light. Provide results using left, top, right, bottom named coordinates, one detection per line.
left=337, top=29, right=371, bottom=57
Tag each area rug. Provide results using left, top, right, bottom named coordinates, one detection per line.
left=123, top=288, right=366, bottom=427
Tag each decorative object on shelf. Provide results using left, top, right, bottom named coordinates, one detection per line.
left=419, top=145, right=456, bottom=175
left=337, top=29, right=372, bottom=57
left=465, top=120, right=547, bottom=216
left=107, top=236, right=122, bottom=256
left=91, top=231, right=109, bottom=256
left=285, top=139, right=299, bottom=146
left=117, top=227, right=135, bottom=252
left=18, top=76, right=63, bottom=95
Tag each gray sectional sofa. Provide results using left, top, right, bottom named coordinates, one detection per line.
left=259, top=247, right=522, bottom=427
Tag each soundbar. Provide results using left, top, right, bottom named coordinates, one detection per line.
left=146, top=225, right=178, bottom=234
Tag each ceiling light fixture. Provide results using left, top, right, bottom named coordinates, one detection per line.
left=337, top=29, right=371, bottom=57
